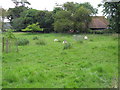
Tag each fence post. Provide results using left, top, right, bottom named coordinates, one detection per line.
left=2, top=37, right=4, bottom=52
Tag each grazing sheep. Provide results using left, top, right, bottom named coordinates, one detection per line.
left=84, top=36, right=88, bottom=40
left=54, top=39, right=59, bottom=42
left=63, top=40, right=67, bottom=44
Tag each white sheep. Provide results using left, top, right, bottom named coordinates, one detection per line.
left=84, top=36, right=88, bottom=40
left=54, top=39, right=59, bottom=42
left=63, top=40, right=67, bottom=44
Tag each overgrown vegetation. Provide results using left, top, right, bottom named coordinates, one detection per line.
left=16, top=38, right=29, bottom=46
left=36, top=39, right=46, bottom=45
left=2, top=33, right=118, bottom=88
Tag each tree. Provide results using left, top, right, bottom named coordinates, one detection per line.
left=7, top=6, right=28, bottom=22
left=53, top=7, right=63, bottom=14
left=63, top=2, right=98, bottom=15
left=54, top=19, right=74, bottom=33
left=54, top=10, right=72, bottom=20
left=53, top=3, right=92, bottom=33
left=11, top=0, right=31, bottom=7
left=99, top=1, right=120, bottom=33
left=78, top=2, right=98, bottom=15
left=53, top=10, right=73, bottom=33
left=9, top=8, right=38, bottom=31
left=35, top=11, right=54, bottom=32
left=104, top=2, right=120, bottom=33
left=22, top=23, right=43, bottom=32
left=63, top=2, right=76, bottom=13
left=73, top=6, right=92, bottom=32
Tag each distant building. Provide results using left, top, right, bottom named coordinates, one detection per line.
left=89, top=16, right=109, bottom=30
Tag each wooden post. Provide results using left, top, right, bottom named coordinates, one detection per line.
left=2, top=37, right=4, bottom=52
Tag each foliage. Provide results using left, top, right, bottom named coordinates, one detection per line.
left=63, top=2, right=98, bottom=15
left=4, top=29, right=16, bottom=39
left=7, top=6, right=28, bottom=22
left=11, top=0, right=31, bottom=6
left=36, top=39, right=46, bottom=45
left=16, top=38, right=29, bottom=46
left=22, top=23, right=43, bottom=32
left=78, top=2, right=98, bottom=15
left=54, top=5, right=92, bottom=33
left=73, top=6, right=91, bottom=32
left=63, top=2, right=76, bottom=13
left=99, top=2, right=120, bottom=33
left=35, top=11, right=54, bottom=32
left=63, top=43, right=72, bottom=50
left=54, top=19, right=74, bottom=33
left=33, top=36, right=39, bottom=40
left=8, top=8, right=54, bottom=32
left=53, top=7, right=63, bottom=14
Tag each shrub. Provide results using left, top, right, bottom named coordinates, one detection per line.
left=36, top=39, right=46, bottom=45
left=16, top=38, right=29, bottom=46
left=33, top=36, right=39, bottom=40
left=22, top=23, right=43, bottom=32
left=63, top=43, right=72, bottom=50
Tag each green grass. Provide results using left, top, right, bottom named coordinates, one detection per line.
left=2, top=33, right=118, bottom=88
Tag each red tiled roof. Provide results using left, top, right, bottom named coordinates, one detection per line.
left=89, top=16, right=109, bottom=29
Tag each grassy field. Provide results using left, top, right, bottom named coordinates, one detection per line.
left=2, top=33, right=118, bottom=88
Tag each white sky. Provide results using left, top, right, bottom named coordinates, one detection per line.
left=0, top=0, right=103, bottom=16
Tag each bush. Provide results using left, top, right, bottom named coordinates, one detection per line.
left=17, top=38, right=29, bottom=46
left=63, top=43, right=72, bottom=50
left=33, top=36, right=39, bottom=40
left=36, top=39, right=46, bottom=45
left=22, top=23, right=43, bottom=32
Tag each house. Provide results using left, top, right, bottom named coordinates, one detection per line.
left=89, top=16, right=109, bottom=30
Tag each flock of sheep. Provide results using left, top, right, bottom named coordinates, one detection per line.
left=54, top=35, right=88, bottom=44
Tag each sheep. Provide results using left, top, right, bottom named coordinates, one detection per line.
left=63, top=40, right=68, bottom=44
left=84, top=36, right=88, bottom=40
left=54, top=39, right=59, bottom=42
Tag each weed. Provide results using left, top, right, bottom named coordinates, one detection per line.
left=36, top=39, right=46, bottom=45
left=63, top=43, right=72, bottom=50
left=33, top=36, right=39, bottom=40
left=16, top=38, right=29, bottom=46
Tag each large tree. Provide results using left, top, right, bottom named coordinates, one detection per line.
left=53, top=10, right=73, bottom=33
left=53, top=2, right=94, bottom=33
left=11, top=0, right=30, bottom=7
left=73, top=6, right=92, bottom=33
left=10, top=9, right=54, bottom=32
left=99, top=1, right=120, bottom=33
left=36, top=11, right=54, bottom=32
left=7, top=6, right=28, bottom=22
left=63, top=2, right=98, bottom=15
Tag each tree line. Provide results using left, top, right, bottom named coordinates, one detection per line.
left=1, top=1, right=120, bottom=33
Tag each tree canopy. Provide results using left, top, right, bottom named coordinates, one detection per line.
left=99, top=1, right=120, bottom=33
left=6, top=1, right=98, bottom=33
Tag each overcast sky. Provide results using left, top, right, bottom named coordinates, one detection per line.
left=0, top=0, right=103, bottom=16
